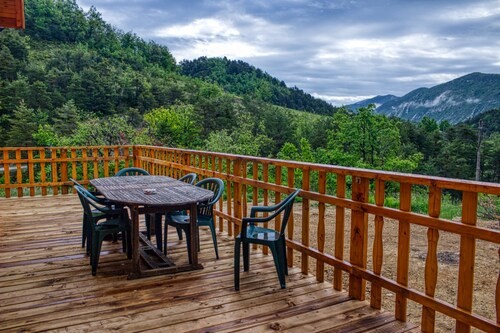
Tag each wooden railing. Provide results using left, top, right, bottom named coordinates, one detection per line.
left=1, top=145, right=499, bottom=332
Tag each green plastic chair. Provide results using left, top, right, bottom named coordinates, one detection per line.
left=75, top=186, right=132, bottom=275
left=164, top=178, right=224, bottom=262
left=234, top=189, right=300, bottom=290
left=71, top=179, right=124, bottom=252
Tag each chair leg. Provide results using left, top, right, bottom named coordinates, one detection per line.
left=243, top=242, right=249, bottom=272
left=270, top=243, right=286, bottom=289
left=281, top=238, right=288, bottom=275
left=208, top=222, right=219, bottom=259
left=82, top=217, right=87, bottom=248
left=176, top=226, right=183, bottom=240
left=234, top=238, right=241, bottom=291
left=91, top=233, right=103, bottom=276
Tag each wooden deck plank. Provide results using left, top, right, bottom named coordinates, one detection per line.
left=0, top=195, right=417, bottom=333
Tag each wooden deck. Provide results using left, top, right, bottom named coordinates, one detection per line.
left=0, top=195, right=418, bottom=333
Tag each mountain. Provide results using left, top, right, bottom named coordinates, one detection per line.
left=347, top=94, right=398, bottom=110
left=180, top=57, right=337, bottom=116
left=374, top=73, right=500, bottom=124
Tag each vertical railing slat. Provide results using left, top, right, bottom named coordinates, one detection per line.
left=334, top=174, right=346, bottom=291
left=371, top=178, right=385, bottom=309
left=316, top=170, right=326, bottom=282
left=226, top=158, right=233, bottom=237
left=61, top=149, right=68, bottom=194
left=422, top=185, right=441, bottom=332
left=28, top=149, right=35, bottom=196
left=233, top=159, right=242, bottom=236
left=396, top=182, right=412, bottom=321
left=51, top=148, right=59, bottom=195
left=40, top=149, right=46, bottom=196
left=3, top=148, right=11, bottom=198
left=16, top=149, right=22, bottom=197
left=262, top=163, right=269, bottom=255
left=301, top=168, right=310, bottom=275
left=217, top=157, right=224, bottom=233
left=275, top=165, right=282, bottom=232
left=286, top=167, right=295, bottom=267
left=456, top=191, right=478, bottom=333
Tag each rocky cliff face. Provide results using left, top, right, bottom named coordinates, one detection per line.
left=350, top=73, right=499, bottom=124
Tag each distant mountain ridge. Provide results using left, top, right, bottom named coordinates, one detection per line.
left=347, top=94, right=398, bottom=110
left=348, top=73, right=500, bottom=124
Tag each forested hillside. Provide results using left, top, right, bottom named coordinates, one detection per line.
left=0, top=0, right=498, bottom=183
left=180, top=57, right=336, bottom=115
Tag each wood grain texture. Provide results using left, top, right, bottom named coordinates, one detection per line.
left=0, top=195, right=416, bottom=333
left=421, top=186, right=441, bottom=333
left=334, top=174, right=346, bottom=291
left=396, top=182, right=411, bottom=321
left=456, top=191, right=478, bottom=333
left=371, top=178, right=385, bottom=309
left=349, top=176, right=369, bottom=300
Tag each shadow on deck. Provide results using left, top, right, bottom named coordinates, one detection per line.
left=0, top=195, right=418, bottom=332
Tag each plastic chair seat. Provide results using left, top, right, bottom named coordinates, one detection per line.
left=245, top=226, right=281, bottom=242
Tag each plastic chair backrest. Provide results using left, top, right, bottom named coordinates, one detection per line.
left=74, top=186, right=95, bottom=222
left=179, top=173, right=197, bottom=185
left=247, top=189, right=300, bottom=236
left=195, top=178, right=224, bottom=217
left=115, top=167, right=150, bottom=176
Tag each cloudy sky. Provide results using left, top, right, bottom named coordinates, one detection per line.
left=75, top=0, right=500, bottom=105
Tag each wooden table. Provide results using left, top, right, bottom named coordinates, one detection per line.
left=90, top=175, right=213, bottom=279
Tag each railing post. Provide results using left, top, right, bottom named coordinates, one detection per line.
left=456, top=191, right=478, bottom=333
left=349, top=176, right=369, bottom=300
left=133, top=146, right=140, bottom=168
left=396, top=182, right=411, bottom=321
left=422, top=185, right=441, bottom=332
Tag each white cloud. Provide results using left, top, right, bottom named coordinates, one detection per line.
left=443, top=2, right=500, bottom=21
left=155, top=18, right=240, bottom=39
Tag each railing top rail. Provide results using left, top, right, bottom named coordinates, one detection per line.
left=134, top=145, right=500, bottom=195
left=1, top=145, right=499, bottom=194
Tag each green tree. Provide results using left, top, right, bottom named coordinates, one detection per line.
left=144, top=105, right=202, bottom=148
left=7, top=102, right=41, bottom=146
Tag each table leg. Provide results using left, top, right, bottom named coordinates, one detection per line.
left=189, top=202, right=198, bottom=266
left=128, top=206, right=141, bottom=279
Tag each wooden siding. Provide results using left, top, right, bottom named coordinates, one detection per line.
left=0, top=195, right=417, bottom=332
left=0, top=0, right=24, bottom=29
